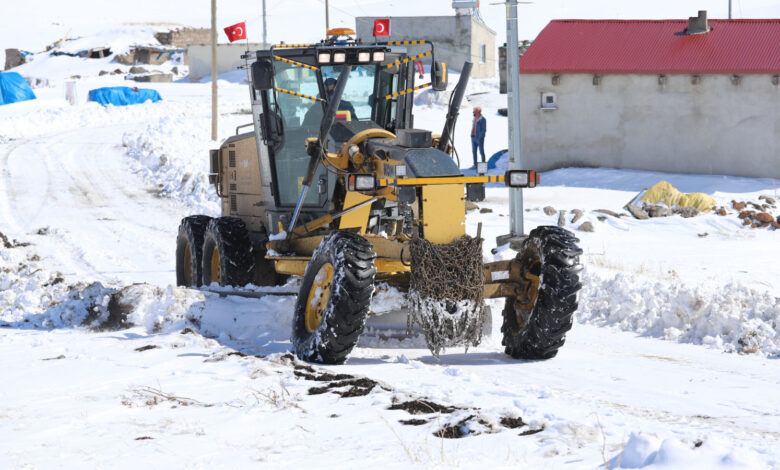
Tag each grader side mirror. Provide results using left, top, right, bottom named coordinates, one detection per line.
left=251, top=59, right=274, bottom=91
left=432, top=61, right=448, bottom=91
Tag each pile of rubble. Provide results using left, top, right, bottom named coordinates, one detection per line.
left=727, top=196, right=780, bottom=229
left=624, top=203, right=700, bottom=220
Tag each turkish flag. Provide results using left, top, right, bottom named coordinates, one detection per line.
left=373, top=19, right=390, bottom=36
left=224, top=22, right=247, bottom=42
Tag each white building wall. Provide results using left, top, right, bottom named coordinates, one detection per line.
left=355, top=16, right=495, bottom=79
left=518, top=73, right=780, bottom=178
left=188, top=43, right=266, bottom=82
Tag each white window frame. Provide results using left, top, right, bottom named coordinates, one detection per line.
left=541, top=92, right=557, bottom=110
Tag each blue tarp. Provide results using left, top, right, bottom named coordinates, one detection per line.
left=488, top=149, right=507, bottom=170
left=0, top=72, right=36, bottom=106
left=88, top=86, right=162, bottom=106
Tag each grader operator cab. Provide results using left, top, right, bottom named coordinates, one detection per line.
left=176, top=30, right=583, bottom=364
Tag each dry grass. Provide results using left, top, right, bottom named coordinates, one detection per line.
left=124, top=385, right=212, bottom=408
left=249, top=379, right=304, bottom=412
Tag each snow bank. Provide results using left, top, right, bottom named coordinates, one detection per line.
left=2, top=277, right=296, bottom=352
left=608, top=433, right=763, bottom=469
left=0, top=240, right=72, bottom=324
left=122, top=116, right=222, bottom=215
left=579, top=272, right=780, bottom=356
left=0, top=100, right=196, bottom=141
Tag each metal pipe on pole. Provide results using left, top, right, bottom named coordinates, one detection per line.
left=728, top=0, right=732, bottom=19
left=262, top=0, right=267, bottom=46
left=210, top=0, right=218, bottom=141
left=325, top=0, right=330, bottom=33
left=506, top=0, right=524, bottom=237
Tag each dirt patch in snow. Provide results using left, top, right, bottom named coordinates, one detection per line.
left=389, top=399, right=461, bottom=415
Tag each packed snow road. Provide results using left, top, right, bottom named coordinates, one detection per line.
left=0, top=125, right=187, bottom=286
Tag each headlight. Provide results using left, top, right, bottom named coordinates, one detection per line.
left=358, top=51, right=371, bottom=63
left=372, top=51, right=385, bottom=63
left=348, top=174, right=376, bottom=191
left=318, top=52, right=331, bottom=64
left=333, top=52, right=347, bottom=63
left=505, top=170, right=539, bottom=188
left=476, top=162, right=487, bottom=175
left=395, top=164, right=407, bottom=178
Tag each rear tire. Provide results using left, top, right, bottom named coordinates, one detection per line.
left=201, top=217, right=255, bottom=287
left=292, top=231, right=376, bottom=364
left=501, top=226, right=583, bottom=359
left=176, top=215, right=212, bottom=287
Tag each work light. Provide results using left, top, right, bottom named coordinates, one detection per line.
left=505, top=170, right=538, bottom=188
left=348, top=174, right=376, bottom=191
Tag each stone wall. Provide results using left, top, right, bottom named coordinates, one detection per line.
left=155, top=28, right=211, bottom=48
left=517, top=73, right=780, bottom=179
left=4, top=49, right=25, bottom=70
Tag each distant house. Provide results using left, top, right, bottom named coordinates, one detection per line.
left=517, top=12, right=780, bottom=179
left=355, top=13, right=496, bottom=79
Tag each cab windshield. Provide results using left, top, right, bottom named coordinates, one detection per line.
left=321, top=65, right=376, bottom=121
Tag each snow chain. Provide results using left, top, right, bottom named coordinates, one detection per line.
left=407, top=234, right=487, bottom=356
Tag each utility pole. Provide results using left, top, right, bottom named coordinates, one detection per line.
left=728, top=0, right=732, bottom=19
left=210, top=0, right=218, bottom=141
left=506, top=0, right=525, bottom=238
left=262, top=0, right=267, bottom=46
left=325, top=0, right=330, bottom=33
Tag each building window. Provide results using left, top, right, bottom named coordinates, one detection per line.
left=541, top=92, right=557, bottom=109
left=479, top=45, right=486, bottom=64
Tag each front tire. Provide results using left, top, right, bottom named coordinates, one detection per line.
left=176, top=215, right=212, bottom=287
left=201, top=217, right=255, bottom=287
left=501, top=226, right=583, bottom=359
left=292, top=231, right=376, bottom=364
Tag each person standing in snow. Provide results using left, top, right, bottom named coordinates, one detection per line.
left=470, top=106, right=486, bottom=169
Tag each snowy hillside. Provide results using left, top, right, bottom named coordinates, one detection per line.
left=2, top=2, right=780, bottom=469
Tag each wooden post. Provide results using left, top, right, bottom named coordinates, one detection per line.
left=211, top=0, right=218, bottom=141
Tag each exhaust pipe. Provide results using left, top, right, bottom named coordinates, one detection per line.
left=437, top=61, right=472, bottom=153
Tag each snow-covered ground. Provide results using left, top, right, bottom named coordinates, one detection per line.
left=2, top=8, right=780, bottom=469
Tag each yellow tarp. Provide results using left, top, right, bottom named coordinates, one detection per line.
left=639, top=181, right=716, bottom=213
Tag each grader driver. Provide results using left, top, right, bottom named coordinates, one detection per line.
left=176, top=30, right=583, bottom=364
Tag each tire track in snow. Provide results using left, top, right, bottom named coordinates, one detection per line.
left=0, top=125, right=189, bottom=286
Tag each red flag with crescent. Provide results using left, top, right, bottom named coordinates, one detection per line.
left=373, top=19, right=390, bottom=36
left=224, top=22, right=247, bottom=42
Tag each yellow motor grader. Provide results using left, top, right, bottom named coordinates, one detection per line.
left=176, top=30, right=583, bottom=364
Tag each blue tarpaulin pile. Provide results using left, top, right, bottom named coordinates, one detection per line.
left=488, top=149, right=507, bottom=170
left=88, top=86, right=162, bottom=106
left=0, top=72, right=36, bottom=106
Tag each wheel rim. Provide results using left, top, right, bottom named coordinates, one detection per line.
left=183, top=243, right=193, bottom=286
left=210, top=246, right=221, bottom=284
left=304, top=263, right=334, bottom=333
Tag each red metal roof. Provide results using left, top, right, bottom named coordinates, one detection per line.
left=519, top=19, right=780, bottom=74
